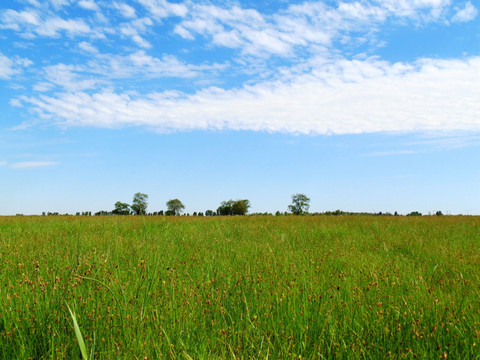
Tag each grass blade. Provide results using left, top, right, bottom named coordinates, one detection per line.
left=66, top=303, right=88, bottom=360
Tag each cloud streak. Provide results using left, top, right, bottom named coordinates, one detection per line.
left=10, top=161, right=58, bottom=169
left=24, top=56, right=480, bottom=135
left=30, top=50, right=227, bottom=92
left=0, top=9, right=91, bottom=38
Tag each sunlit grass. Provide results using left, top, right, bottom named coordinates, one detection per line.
left=0, top=215, right=479, bottom=359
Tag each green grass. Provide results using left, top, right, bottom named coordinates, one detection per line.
left=0, top=215, right=479, bottom=359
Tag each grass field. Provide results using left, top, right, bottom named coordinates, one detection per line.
left=0, top=215, right=479, bottom=359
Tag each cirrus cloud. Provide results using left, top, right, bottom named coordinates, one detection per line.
left=10, top=161, right=58, bottom=169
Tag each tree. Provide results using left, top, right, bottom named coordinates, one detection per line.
left=217, top=199, right=250, bottom=215
left=112, top=201, right=130, bottom=215
left=166, top=199, right=185, bottom=216
left=231, top=199, right=250, bottom=215
left=131, top=192, right=148, bottom=215
left=407, top=211, right=422, bottom=216
left=288, top=193, right=310, bottom=215
left=217, top=200, right=234, bottom=215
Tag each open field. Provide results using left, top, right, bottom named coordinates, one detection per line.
left=1, top=215, right=480, bottom=359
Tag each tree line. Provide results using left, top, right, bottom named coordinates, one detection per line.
left=37, top=192, right=444, bottom=217
left=41, top=193, right=303, bottom=217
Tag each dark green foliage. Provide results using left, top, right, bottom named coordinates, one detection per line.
left=131, top=192, right=148, bottom=215
left=288, top=193, right=310, bottom=215
left=232, top=199, right=250, bottom=215
left=166, top=199, right=185, bottom=216
left=407, top=211, right=422, bottom=216
left=112, top=201, right=130, bottom=215
left=217, top=199, right=251, bottom=215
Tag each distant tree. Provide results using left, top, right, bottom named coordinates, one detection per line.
left=436, top=210, right=444, bottom=216
left=217, top=199, right=250, bottom=216
left=407, top=211, right=422, bottom=216
left=112, top=201, right=131, bottom=215
left=232, top=199, right=250, bottom=215
left=166, top=199, right=185, bottom=216
left=217, top=200, right=234, bottom=215
left=131, top=192, right=148, bottom=215
left=205, top=210, right=215, bottom=216
left=288, top=193, right=310, bottom=215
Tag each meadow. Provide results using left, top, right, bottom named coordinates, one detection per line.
left=0, top=215, right=479, bottom=359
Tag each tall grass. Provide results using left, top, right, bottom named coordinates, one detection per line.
left=0, top=215, right=479, bottom=359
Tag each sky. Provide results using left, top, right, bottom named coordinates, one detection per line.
left=0, top=0, right=479, bottom=215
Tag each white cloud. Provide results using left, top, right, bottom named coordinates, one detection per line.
left=176, top=4, right=300, bottom=57
left=48, top=0, right=70, bottom=10
left=0, top=9, right=41, bottom=31
left=376, top=0, right=451, bottom=19
left=36, top=17, right=91, bottom=37
left=32, top=50, right=226, bottom=93
left=41, top=63, right=100, bottom=91
left=173, top=25, right=194, bottom=39
left=173, top=0, right=456, bottom=58
left=0, top=53, right=15, bottom=79
left=25, top=56, right=480, bottom=135
left=0, top=161, right=7, bottom=166
left=0, top=0, right=462, bottom=58
left=118, top=17, right=153, bottom=48
left=452, top=1, right=478, bottom=22
left=362, top=150, right=415, bottom=157
left=113, top=2, right=136, bottom=18
left=131, top=34, right=151, bottom=48
left=33, top=82, right=55, bottom=92
left=0, top=53, right=32, bottom=79
left=78, top=0, right=100, bottom=12
left=0, top=9, right=91, bottom=38
left=9, top=98, right=22, bottom=107
left=78, top=41, right=98, bottom=53
left=10, top=161, right=58, bottom=169
left=137, top=0, right=188, bottom=18
left=88, top=50, right=226, bottom=79
left=25, top=0, right=71, bottom=10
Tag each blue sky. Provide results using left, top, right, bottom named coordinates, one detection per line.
left=0, top=0, right=479, bottom=215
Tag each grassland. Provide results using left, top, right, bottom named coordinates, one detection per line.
left=0, top=215, right=479, bottom=359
